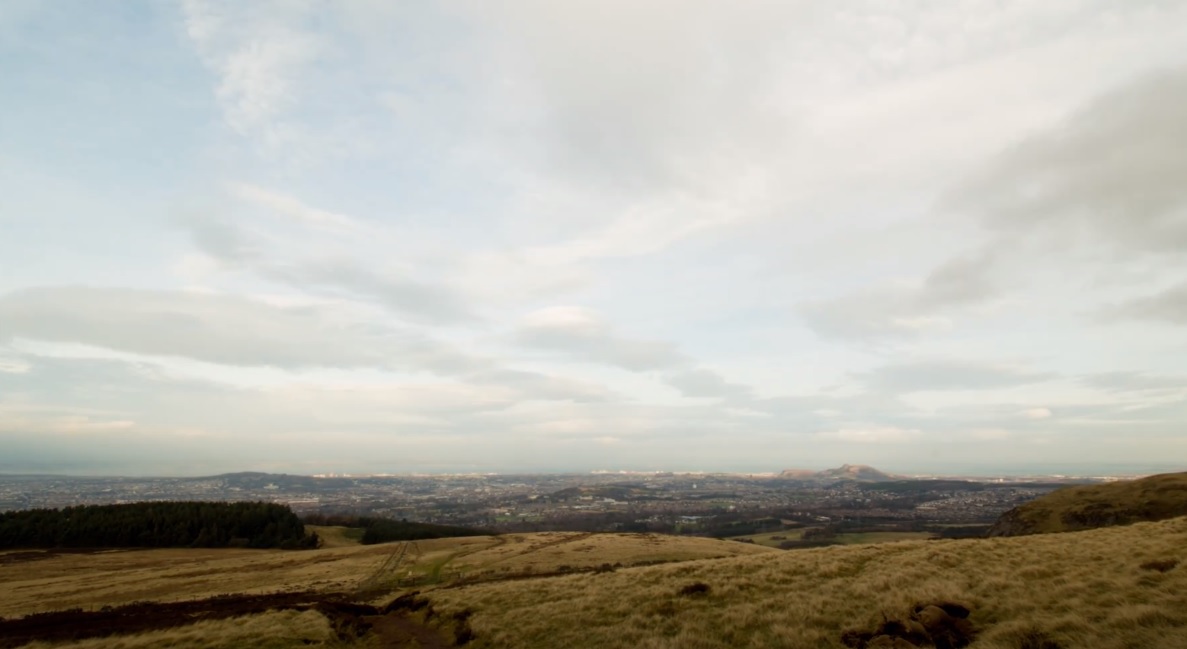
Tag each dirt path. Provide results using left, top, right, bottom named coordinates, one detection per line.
left=476, top=532, right=591, bottom=569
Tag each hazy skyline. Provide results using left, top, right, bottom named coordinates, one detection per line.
left=2, top=1, right=1186, bottom=476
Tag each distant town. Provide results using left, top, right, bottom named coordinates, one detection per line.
left=0, top=465, right=1124, bottom=542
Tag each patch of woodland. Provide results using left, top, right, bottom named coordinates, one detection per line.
left=0, top=501, right=317, bottom=550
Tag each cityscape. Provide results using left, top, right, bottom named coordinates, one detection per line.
left=0, top=466, right=1096, bottom=541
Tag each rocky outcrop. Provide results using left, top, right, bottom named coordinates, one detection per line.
left=779, top=464, right=894, bottom=482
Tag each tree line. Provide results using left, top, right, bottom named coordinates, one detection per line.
left=0, top=501, right=318, bottom=549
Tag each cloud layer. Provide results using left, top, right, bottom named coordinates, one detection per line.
left=1, top=1, right=1186, bottom=474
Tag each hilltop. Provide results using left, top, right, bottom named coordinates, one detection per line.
left=988, top=471, right=1187, bottom=537
left=780, top=464, right=895, bottom=482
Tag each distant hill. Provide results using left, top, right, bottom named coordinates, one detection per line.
left=779, top=464, right=894, bottom=482
left=987, top=471, right=1187, bottom=537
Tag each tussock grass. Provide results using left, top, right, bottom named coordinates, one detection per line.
left=0, top=532, right=769, bottom=617
left=14, top=610, right=337, bottom=649
left=427, top=517, right=1187, bottom=648
left=989, top=471, right=1187, bottom=536
left=6, top=522, right=1186, bottom=648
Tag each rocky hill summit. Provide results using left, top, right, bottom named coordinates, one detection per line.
left=987, top=471, right=1187, bottom=536
left=779, top=464, right=894, bottom=482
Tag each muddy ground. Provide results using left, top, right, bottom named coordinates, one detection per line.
left=0, top=590, right=468, bottom=648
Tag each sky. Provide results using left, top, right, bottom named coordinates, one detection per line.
left=1, top=1, right=1186, bottom=477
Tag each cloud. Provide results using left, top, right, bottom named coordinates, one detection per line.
left=858, top=359, right=1056, bottom=393
left=0, top=353, right=30, bottom=374
left=664, top=368, right=753, bottom=400
left=466, top=369, right=614, bottom=403
left=181, top=193, right=478, bottom=325
left=1081, top=371, right=1187, bottom=393
left=798, top=248, right=998, bottom=340
left=1099, top=282, right=1187, bottom=326
left=943, top=67, right=1187, bottom=253
left=0, top=286, right=480, bottom=373
left=1021, top=407, right=1052, bottom=420
left=822, top=427, right=922, bottom=444
left=514, top=306, right=686, bottom=371
left=230, top=183, right=362, bottom=233
left=183, top=215, right=260, bottom=264
left=468, top=0, right=799, bottom=195
left=182, top=0, right=325, bottom=144
left=263, top=259, right=478, bottom=326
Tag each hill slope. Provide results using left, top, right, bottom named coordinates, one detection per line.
left=429, top=519, right=1187, bottom=648
left=987, top=471, right=1187, bottom=537
left=4, top=521, right=1186, bottom=648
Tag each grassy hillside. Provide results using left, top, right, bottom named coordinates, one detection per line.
left=988, top=471, right=1187, bottom=536
left=429, top=518, right=1187, bottom=648
left=3, top=520, right=1185, bottom=648
left=0, top=532, right=771, bottom=618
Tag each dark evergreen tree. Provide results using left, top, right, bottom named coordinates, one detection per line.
left=0, top=501, right=315, bottom=550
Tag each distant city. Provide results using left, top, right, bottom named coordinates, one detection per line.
left=6, top=465, right=1169, bottom=541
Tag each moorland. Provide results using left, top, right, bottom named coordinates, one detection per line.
left=2, top=473, right=1186, bottom=648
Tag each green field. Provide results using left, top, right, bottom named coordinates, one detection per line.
left=835, top=531, right=935, bottom=544
left=727, top=529, right=806, bottom=547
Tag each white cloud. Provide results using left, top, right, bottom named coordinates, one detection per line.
left=1022, top=408, right=1053, bottom=420
left=230, top=183, right=363, bottom=233
left=183, top=0, right=325, bottom=144
left=0, top=286, right=476, bottom=372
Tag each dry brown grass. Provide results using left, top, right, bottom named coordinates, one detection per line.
left=0, top=544, right=386, bottom=616
left=989, top=472, right=1187, bottom=536
left=5, top=521, right=1186, bottom=648
left=428, top=517, right=1187, bottom=648
left=0, top=532, right=770, bottom=617
left=14, top=610, right=338, bottom=649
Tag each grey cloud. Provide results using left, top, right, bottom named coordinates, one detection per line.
left=264, top=260, right=478, bottom=326
left=0, top=286, right=481, bottom=373
left=513, top=307, right=686, bottom=371
left=183, top=217, right=478, bottom=325
left=184, top=216, right=260, bottom=264
left=477, top=2, right=801, bottom=195
left=665, top=368, right=753, bottom=400
left=1081, top=371, right=1187, bottom=393
left=919, top=250, right=999, bottom=308
left=858, top=359, right=1056, bottom=394
left=799, top=286, right=939, bottom=341
left=1099, top=282, right=1187, bottom=325
left=798, top=248, right=997, bottom=340
left=944, top=67, right=1187, bottom=252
